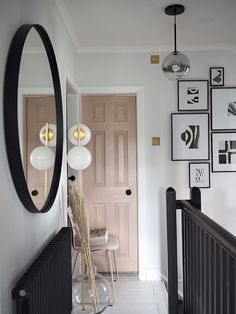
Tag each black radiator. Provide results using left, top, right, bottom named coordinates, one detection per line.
left=166, top=187, right=236, bottom=314
left=12, top=227, right=72, bottom=314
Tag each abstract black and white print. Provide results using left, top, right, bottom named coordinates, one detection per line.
left=210, top=67, right=224, bottom=86
left=211, top=88, right=236, bottom=130
left=178, top=80, right=209, bottom=111
left=193, top=168, right=205, bottom=183
left=187, top=87, right=199, bottom=105
left=212, top=132, right=236, bottom=172
left=171, top=113, right=209, bottom=161
left=189, top=162, right=210, bottom=188
left=228, top=102, right=236, bottom=116
left=181, top=125, right=199, bottom=149
left=218, top=140, right=236, bottom=164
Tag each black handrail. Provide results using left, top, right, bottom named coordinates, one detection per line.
left=166, top=187, right=236, bottom=314
left=181, top=200, right=236, bottom=258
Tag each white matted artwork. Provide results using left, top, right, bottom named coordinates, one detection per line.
left=212, top=132, right=236, bottom=172
left=211, top=87, right=236, bottom=130
left=171, top=113, right=209, bottom=161
left=189, top=162, right=210, bottom=188
left=178, top=80, right=209, bottom=111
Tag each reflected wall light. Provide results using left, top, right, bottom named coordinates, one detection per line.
left=162, top=4, right=190, bottom=80
left=39, top=123, right=56, bottom=147
left=30, top=123, right=55, bottom=171
left=30, top=122, right=56, bottom=199
left=30, top=146, right=55, bottom=171
left=67, top=123, right=92, bottom=170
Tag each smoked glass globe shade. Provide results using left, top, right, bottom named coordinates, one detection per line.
left=162, top=51, right=190, bottom=80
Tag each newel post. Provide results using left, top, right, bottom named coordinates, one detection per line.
left=190, top=186, right=201, bottom=211
left=166, top=187, right=178, bottom=314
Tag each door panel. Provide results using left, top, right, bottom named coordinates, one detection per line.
left=82, top=95, right=138, bottom=272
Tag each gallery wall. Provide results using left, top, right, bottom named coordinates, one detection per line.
left=0, top=1, right=77, bottom=313
left=76, top=49, right=236, bottom=281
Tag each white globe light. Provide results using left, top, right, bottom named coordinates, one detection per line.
left=67, top=146, right=92, bottom=170
left=30, top=146, right=55, bottom=171
left=68, top=124, right=91, bottom=146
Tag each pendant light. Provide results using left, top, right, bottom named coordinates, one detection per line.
left=162, top=4, right=190, bottom=80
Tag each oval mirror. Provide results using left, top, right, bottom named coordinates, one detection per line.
left=4, top=24, right=63, bottom=213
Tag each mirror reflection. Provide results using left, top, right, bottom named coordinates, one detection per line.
left=18, top=28, right=56, bottom=210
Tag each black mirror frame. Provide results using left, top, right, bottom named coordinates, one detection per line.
left=4, top=24, right=63, bottom=213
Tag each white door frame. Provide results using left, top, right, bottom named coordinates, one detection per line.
left=79, top=86, right=146, bottom=280
left=60, top=68, right=81, bottom=227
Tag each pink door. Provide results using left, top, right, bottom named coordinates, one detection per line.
left=82, top=95, right=138, bottom=272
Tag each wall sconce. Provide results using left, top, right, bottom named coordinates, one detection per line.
left=30, top=123, right=56, bottom=199
left=30, top=123, right=56, bottom=171
left=68, top=123, right=91, bottom=146
left=67, top=123, right=92, bottom=170
left=162, top=4, right=190, bottom=80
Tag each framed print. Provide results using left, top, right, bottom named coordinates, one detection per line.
left=210, top=67, right=224, bottom=86
left=212, top=132, right=236, bottom=172
left=211, top=87, right=236, bottom=130
left=189, top=162, right=210, bottom=188
left=178, top=80, right=209, bottom=111
left=171, top=113, right=209, bottom=161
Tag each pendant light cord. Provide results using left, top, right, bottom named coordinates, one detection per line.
left=174, top=14, right=177, bottom=54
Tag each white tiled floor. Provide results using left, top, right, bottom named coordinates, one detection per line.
left=105, top=276, right=168, bottom=314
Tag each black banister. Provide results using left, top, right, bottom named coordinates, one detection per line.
left=166, top=187, right=178, bottom=314
left=190, top=186, right=201, bottom=211
left=166, top=187, right=236, bottom=314
left=181, top=200, right=236, bottom=258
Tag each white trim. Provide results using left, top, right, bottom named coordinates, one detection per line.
left=64, top=67, right=80, bottom=95
left=79, top=85, right=145, bottom=279
left=61, top=68, right=81, bottom=226
left=77, top=43, right=236, bottom=54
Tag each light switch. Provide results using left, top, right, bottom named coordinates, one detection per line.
left=152, top=137, right=160, bottom=146
left=150, top=55, right=160, bottom=64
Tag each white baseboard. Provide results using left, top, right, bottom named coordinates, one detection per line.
left=159, top=273, right=183, bottom=298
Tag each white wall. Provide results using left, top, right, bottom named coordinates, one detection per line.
left=0, top=0, right=78, bottom=313
left=76, top=49, right=236, bottom=280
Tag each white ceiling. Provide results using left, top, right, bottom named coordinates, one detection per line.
left=55, top=0, right=236, bottom=53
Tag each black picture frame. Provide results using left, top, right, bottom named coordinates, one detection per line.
left=210, top=67, right=224, bottom=86
left=178, top=80, right=209, bottom=111
left=189, top=162, right=210, bottom=188
left=211, top=132, right=236, bottom=172
left=211, top=87, right=236, bottom=130
left=171, top=113, right=209, bottom=161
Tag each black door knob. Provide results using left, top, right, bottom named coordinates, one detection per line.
left=125, top=189, right=132, bottom=195
left=31, top=190, right=39, bottom=196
